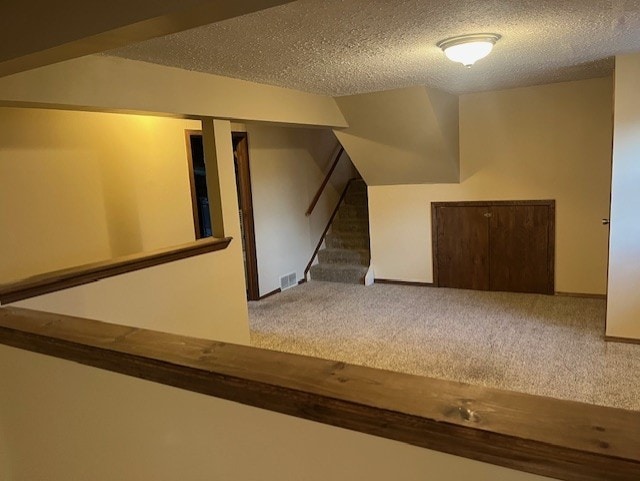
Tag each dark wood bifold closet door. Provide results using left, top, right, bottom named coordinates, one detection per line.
left=489, top=205, right=552, bottom=294
left=432, top=201, right=555, bottom=295
left=435, top=206, right=490, bottom=290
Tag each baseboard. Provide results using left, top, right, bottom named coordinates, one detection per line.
left=259, top=279, right=305, bottom=300
left=258, top=288, right=281, bottom=300
left=375, top=279, right=434, bottom=287
left=605, top=335, right=640, bottom=345
left=555, top=291, right=607, bottom=300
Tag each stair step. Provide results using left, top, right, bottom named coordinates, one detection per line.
left=326, top=232, right=370, bottom=249
left=337, top=204, right=368, bottom=220
left=318, top=248, right=370, bottom=266
left=344, top=192, right=368, bottom=206
left=310, top=263, right=368, bottom=284
left=332, top=217, right=369, bottom=233
left=348, top=180, right=367, bottom=193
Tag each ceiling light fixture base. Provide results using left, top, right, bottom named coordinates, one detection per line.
left=437, top=33, right=501, bottom=67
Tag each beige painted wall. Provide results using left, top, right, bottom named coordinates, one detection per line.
left=1, top=110, right=250, bottom=343
left=606, top=54, right=640, bottom=340
left=0, top=107, right=200, bottom=283
left=13, top=251, right=250, bottom=344
left=0, top=345, right=552, bottom=481
left=334, top=86, right=459, bottom=185
left=0, top=413, right=10, bottom=481
left=246, top=124, right=352, bottom=295
left=0, top=55, right=347, bottom=128
left=369, top=77, right=613, bottom=294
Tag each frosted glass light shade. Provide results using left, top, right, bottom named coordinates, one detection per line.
left=438, top=34, right=501, bottom=67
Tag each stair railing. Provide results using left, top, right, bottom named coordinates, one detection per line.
left=304, top=178, right=357, bottom=278
left=305, top=144, right=345, bottom=217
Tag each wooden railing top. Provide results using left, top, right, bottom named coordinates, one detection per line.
left=306, top=144, right=345, bottom=217
left=0, top=306, right=638, bottom=481
left=0, top=237, right=232, bottom=304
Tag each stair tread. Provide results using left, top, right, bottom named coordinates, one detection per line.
left=309, top=263, right=368, bottom=284
left=313, top=179, right=370, bottom=285
left=327, top=232, right=370, bottom=242
left=328, top=230, right=369, bottom=236
left=321, top=247, right=370, bottom=255
left=334, top=217, right=368, bottom=223
left=311, top=263, right=368, bottom=273
left=318, top=248, right=370, bottom=265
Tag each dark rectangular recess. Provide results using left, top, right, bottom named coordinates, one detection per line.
left=431, top=199, right=555, bottom=294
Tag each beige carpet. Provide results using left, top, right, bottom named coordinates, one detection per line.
left=249, top=281, right=640, bottom=411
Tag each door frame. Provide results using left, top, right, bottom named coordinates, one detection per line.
left=431, top=200, right=555, bottom=292
left=232, top=132, right=260, bottom=301
left=185, top=130, right=260, bottom=301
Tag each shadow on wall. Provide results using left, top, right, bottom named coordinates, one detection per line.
left=0, top=107, right=202, bottom=282
left=98, top=141, right=144, bottom=257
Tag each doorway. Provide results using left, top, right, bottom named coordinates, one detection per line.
left=185, top=130, right=260, bottom=301
left=232, top=132, right=260, bottom=301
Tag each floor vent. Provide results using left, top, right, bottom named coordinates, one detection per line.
left=280, top=272, right=297, bottom=291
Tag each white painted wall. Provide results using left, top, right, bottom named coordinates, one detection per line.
left=0, top=345, right=552, bottom=481
left=247, top=124, right=355, bottom=296
left=606, top=53, right=640, bottom=340
left=369, top=77, right=614, bottom=294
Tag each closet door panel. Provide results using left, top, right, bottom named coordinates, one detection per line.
left=489, top=205, right=551, bottom=294
left=436, top=206, right=490, bottom=290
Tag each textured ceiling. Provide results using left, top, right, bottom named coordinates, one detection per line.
left=107, top=0, right=640, bottom=96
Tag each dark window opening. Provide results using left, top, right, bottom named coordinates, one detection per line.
left=187, top=133, right=213, bottom=238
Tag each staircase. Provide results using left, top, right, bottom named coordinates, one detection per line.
left=310, top=179, right=370, bottom=284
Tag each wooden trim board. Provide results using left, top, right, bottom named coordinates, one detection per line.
left=431, top=202, right=441, bottom=287
left=258, top=288, right=281, bottom=300
left=306, top=145, right=345, bottom=217
left=556, top=292, right=607, bottom=300
left=232, top=132, right=260, bottom=301
left=374, top=282, right=606, bottom=298
left=548, top=201, right=556, bottom=294
left=375, top=279, right=434, bottom=287
left=432, top=200, right=556, bottom=208
left=0, top=307, right=638, bottom=481
left=0, top=237, right=232, bottom=305
left=605, top=336, right=640, bottom=345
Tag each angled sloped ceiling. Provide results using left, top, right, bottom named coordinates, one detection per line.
left=334, top=86, right=460, bottom=185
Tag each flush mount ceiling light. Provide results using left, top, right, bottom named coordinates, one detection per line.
left=437, top=34, right=501, bottom=67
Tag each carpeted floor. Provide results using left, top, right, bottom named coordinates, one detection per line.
left=249, top=281, right=640, bottom=411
